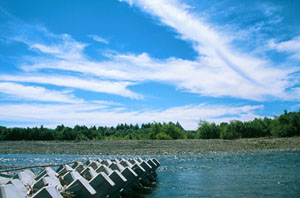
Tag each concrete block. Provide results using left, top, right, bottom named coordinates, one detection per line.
left=152, top=158, right=160, bottom=167
left=66, top=177, right=96, bottom=197
left=33, top=176, right=62, bottom=192
left=147, top=159, right=158, bottom=170
left=62, top=171, right=82, bottom=185
left=109, top=163, right=140, bottom=192
left=6, top=179, right=28, bottom=195
left=71, top=161, right=81, bottom=169
left=131, top=163, right=149, bottom=185
left=72, top=162, right=85, bottom=173
left=120, top=167, right=140, bottom=194
left=131, top=163, right=146, bottom=177
left=140, top=161, right=152, bottom=173
left=85, top=159, right=93, bottom=165
left=55, top=165, right=64, bottom=173
left=88, top=161, right=100, bottom=170
left=0, top=184, right=26, bottom=198
left=57, top=164, right=74, bottom=176
left=13, top=170, right=36, bottom=186
left=1, top=157, right=159, bottom=198
left=128, top=158, right=136, bottom=165
left=80, top=167, right=98, bottom=181
left=109, top=162, right=125, bottom=172
left=146, top=159, right=158, bottom=177
left=74, top=164, right=85, bottom=173
left=120, top=159, right=133, bottom=168
left=100, top=159, right=112, bottom=166
left=122, top=167, right=138, bottom=183
left=110, top=158, right=120, bottom=163
left=24, top=169, right=36, bottom=179
left=108, top=170, right=127, bottom=193
left=139, top=161, right=156, bottom=182
left=31, top=186, right=63, bottom=198
left=36, top=167, right=58, bottom=181
left=95, top=165, right=113, bottom=176
left=95, top=164, right=104, bottom=173
left=89, top=172, right=115, bottom=198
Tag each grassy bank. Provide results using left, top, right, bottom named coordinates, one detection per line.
left=0, top=137, right=299, bottom=155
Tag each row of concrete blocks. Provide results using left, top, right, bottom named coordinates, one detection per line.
left=0, top=157, right=160, bottom=198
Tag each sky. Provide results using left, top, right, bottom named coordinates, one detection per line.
left=0, top=0, right=299, bottom=130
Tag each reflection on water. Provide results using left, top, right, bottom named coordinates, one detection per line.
left=1, top=151, right=299, bottom=197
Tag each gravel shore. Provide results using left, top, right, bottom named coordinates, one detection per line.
left=0, top=137, right=299, bottom=155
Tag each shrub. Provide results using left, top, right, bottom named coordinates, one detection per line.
left=156, top=132, right=172, bottom=140
left=196, top=121, right=220, bottom=139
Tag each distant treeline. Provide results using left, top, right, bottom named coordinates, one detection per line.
left=0, top=110, right=299, bottom=141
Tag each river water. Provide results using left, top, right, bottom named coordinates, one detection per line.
left=0, top=151, right=299, bottom=197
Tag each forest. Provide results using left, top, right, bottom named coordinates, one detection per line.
left=0, top=110, right=299, bottom=141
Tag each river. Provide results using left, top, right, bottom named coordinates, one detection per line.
left=0, top=151, right=299, bottom=197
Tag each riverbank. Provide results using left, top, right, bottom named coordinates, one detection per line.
left=0, top=137, right=299, bottom=155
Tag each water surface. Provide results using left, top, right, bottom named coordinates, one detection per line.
left=0, top=151, right=299, bottom=197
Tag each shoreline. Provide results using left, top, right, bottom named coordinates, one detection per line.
left=0, top=137, right=299, bottom=155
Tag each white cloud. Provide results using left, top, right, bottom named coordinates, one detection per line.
left=19, top=42, right=296, bottom=101
left=117, top=0, right=299, bottom=100
left=88, top=35, right=109, bottom=44
left=0, top=82, right=82, bottom=103
left=0, top=75, right=143, bottom=99
left=0, top=103, right=263, bottom=130
left=269, top=36, right=300, bottom=60
left=15, top=33, right=86, bottom=61
left=3, top=0, right=298, bottom=104
left=12, top=1, right=297, bottom=101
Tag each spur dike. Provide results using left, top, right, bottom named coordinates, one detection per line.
left=0, top=157, right=160, bottom=198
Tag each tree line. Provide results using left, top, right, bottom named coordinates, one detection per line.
left=0, top=110, right=299, bottom=141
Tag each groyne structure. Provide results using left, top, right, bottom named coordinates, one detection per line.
left=0, top=157, right=160, bottom=198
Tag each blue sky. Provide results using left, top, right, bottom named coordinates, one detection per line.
left=0, top=0, right=299, bottom=129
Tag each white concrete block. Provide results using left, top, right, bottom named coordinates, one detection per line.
left=0, top=184, right=26, bottom=198
left=66, top=177, right=96, bottom=197
left=88, top=161, right=100, bottom=170
left=13, top=170, right=35, bottom=186
left=62, top=171, right=82, bottom=185
left=89, top=172, right=115, bottom=198
left=56, top=164, right=73, bottom=176
left=33, top=176, right=62, bottom=192
left=6, top=179, right=28, bottom=195
left=109, top=162, right=125, bottom=172
left=36, top=167, right=58, bottom=181
left=95, top=165, right=113, bottom=176
left=100, top=159, right=112, bottom=166
left=80, top=167, right=97, bottom=181
left=31, top=186, right=63, bottom=198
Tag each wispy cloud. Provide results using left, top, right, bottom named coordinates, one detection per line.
left=0, top=82, right=81, bottom=103
left=1, top=1, right=297, bottom=129
left=117, top=0, right=299, bottom=100
left=16, top=32, right=297, bottom=101
left=6, top=0, right=296, bottom=101
left=0, top=102, right=263, bottom=129
left=88, top=34, right=109, bottom=44
left=0, top=75, right=143, bottom=99
left=269, top=36, right=300, bottom=60
left=4, top=28, right=143, bottom=99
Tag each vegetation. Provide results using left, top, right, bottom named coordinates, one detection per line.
left=0, top=110, right=299, bottom=141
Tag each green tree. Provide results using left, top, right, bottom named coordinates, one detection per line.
left=156, top=132, right=172, bottom=140
left=196, top=121, right=220, bottom=139
left=220, top=120, right=244, bottom=139
left=149, top=123, right=161, bottom=139
left=161, top=122, right=186, bottom=139
left=271, top=110, right=300, bottom=137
